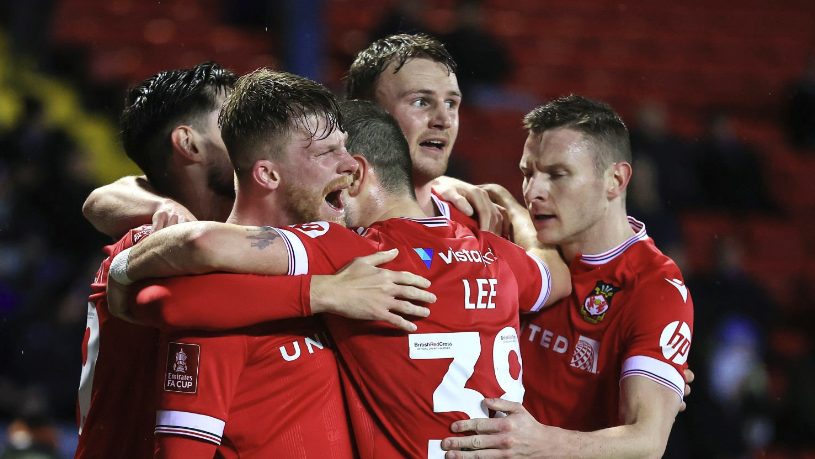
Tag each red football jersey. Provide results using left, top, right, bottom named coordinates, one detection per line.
left=431, top=190, right=479, bottom=231
left=75, top=225, right=157, bottom=459
left=152, top=310, right=354, bottom=458
left=520, top=218, right=693, bottom=431
left=274, top=217, right=552, bottom=458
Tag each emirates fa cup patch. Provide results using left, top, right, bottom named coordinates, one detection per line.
left=165, top=342, right=199, bottom=394
left=580, top=281, right=621, bottom=324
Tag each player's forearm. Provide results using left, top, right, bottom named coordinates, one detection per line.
left=122, top=221, right=222, bottom=282
left=131, top=274, right=312, bottom=331
left=123, top=222, right=290, bottom=282
left=82, top=175, right=163, bottom=238
left=541, top=423, right=669, bottom=459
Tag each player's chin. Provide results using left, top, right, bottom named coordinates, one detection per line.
left=320, top=205, right=346, bottom=225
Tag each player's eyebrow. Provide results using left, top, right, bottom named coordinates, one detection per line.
left=399, top=88, right=462, bottom=99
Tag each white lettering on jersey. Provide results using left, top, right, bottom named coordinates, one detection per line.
left=660, top=321, right=691, bottom=364
left=664, top=278, right=688, bottom=303
left=525, top=324, right=569, bottom=354
left=570, top=335, right=600, bottom=374
left=463, top=279, right=498, bottom=309
left=291, top=222, right=330, bottom=238
left=439, top=247, right=496, bottom=266
left=279, top=333, right=329, bottom=361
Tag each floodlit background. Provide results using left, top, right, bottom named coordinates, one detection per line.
left=0, top=0, right=814, bottom=457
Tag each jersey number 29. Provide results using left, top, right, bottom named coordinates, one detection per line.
left=408, top=327, right=524, bottom=458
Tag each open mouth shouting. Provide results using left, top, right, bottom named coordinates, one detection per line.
left=323, top=176, right=353, bottom=213
left=419, top=137, right=447, bottom=153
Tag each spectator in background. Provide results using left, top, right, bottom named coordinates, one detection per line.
left=371, top=0, right=430, bottom=41
left=440, top=0, right=535, bottom=110
left=786, top=55, right=815, bottom=151
left=440, top=0, right=512, bottom=95
left=0, top=413, right=63, bottom=459
left=695, top=113, right=775, bottom=214
left=626, top=155, right=684, bottom=253
left=684, top=237, right=777, bottom=458
left=629, top=101, right=701, bottom=210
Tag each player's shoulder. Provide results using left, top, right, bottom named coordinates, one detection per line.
left=430, top=190, right=479, bottom=229
left=284, top=221, right=352, bottom=239
left=626, top=239, right=690, bottom=306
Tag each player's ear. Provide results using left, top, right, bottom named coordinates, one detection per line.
left=347, top=154, right=368, bottom=197
left=252, top=160, right=281, bottom=191
left=607, top=161, right=632, bottom=200
left=170, top=126, right=202, bottom=162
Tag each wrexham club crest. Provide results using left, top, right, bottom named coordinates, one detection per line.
left=581, top=281, right=621, bottom=324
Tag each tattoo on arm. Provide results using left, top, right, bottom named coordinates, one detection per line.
left=246, top=226, right=280, bottom=250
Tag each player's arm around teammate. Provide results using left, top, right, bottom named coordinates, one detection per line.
left=107, top=222, right=435, bottom=331
left=82, top=175, right=197, bottom=238
left=441, top=376, right=680, bottom=459
left=84, top=172, right=505, bottom=239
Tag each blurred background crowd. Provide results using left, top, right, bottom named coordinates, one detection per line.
left=0, top=0, right=814, bottom=457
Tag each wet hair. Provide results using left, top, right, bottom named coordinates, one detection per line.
left=219, top=68, right=343, bottom=176
left=120, top=61, right=237, bottom=193
left=340, top=100, right=415, bottom=198
left=345, top=34, right=457, bottom=101
left=523, top=95, right=631, bottom=174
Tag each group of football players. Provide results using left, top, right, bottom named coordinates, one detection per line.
left=74, top=33, right=693, bottom=459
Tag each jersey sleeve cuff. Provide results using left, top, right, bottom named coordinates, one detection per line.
left=275, top=228, right=309, bottom=275
left=620, top=355, right=684, bottom=400
left=155, top=410, right=225, bottom=445
left=525, top=251, right=552, bottom=312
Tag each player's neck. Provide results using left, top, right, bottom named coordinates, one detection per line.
left=227, top=191, right=292, bottom=227
left=375, top=197, right=427, bottom=224
left=414, top=180, right=437, bottom=217
left=559, top=211, right=635, bottom=263
left=167, top=173, right=233, bottom=223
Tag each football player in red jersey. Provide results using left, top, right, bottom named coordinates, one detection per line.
left=107, top=99, right=571, bottom=459
left=83, top=34, right=506, bottom=240
left=440, top=95, right=694, bottom=459
left=75, top=62, right=237, bottom=459
left=77, top=63, right=432, bottom=459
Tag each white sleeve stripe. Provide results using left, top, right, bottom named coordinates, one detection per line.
left=621, top=355, right=684, bottom=400
left=526, top=251, right=552, bottom=312
left=155, top=410, right=224, bottom=444
left=277, top=228, right=309, bottom=275
left=431, top=194, right=451, bottom=219
left=155, top=426, right=222, bottom=445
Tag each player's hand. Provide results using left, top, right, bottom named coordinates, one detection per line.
left=152, top=199, right=196, bottom=232
left=442, top=398, right=550, bottom=458
left=680, top=368, right=694, bottom=412
left=106, top=278, right=142, bottom=325
left=310, top=249, right=435, bottom=332
left=431, top=176, right=505, bottom=235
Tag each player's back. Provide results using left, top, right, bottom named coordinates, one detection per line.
left=278, top=218, right=551, bottom=458
left=75, top=226, right=158, bottom=459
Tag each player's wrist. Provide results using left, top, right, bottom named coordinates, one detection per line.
left=109, top=247, right=135, bottom=285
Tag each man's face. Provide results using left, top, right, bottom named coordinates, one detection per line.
left=521, top=128, right=609, bottom=246
left=374, top=58, right=461, bottom=186
left=191, top=91, right=233, bottom=199
left=198, top=105, right=235, bottom=199
left=277, top=118, right=358, bottom=225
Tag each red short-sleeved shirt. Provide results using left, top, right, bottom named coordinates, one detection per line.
left=274, top=218, right=552, bottom=458
left=520, top=218, right=694, bottom=431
